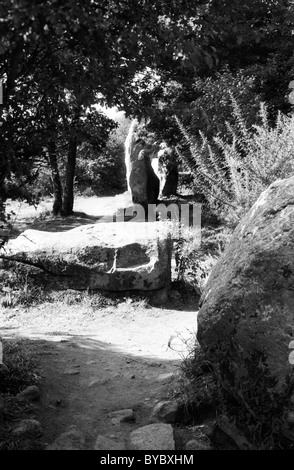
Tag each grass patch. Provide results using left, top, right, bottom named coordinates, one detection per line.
left=0, top=262, right=48, bottom=308
left=0, top=339, right=43, bottom=450
left=0, top=340, right=41, bottom=394
left=173, top=225, right=232, bottom=296
left=173, top=343, right=219, bottom=425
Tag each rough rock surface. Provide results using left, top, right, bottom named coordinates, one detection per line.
left=125, top=123, right=160, bottom=208
left=149, top=400, right=180, bottom=424
left=2, top=222, right=172, bottom=292
left=129, top=143, right=160, bottom=207
left=197, top=177, right=294, bottom=422
left=129, top=423, right=175, bottom=450
left=17, top=385, right=41, bottom=402
left=185, top=440, right=212, bottom=451
left=94, top=435, right=126, bottom=450
left=107, top=409, right=135, bottom=425
left=12, top=419, right=43, bottom=438
left=46, top=425, right=85, bottom=450
left=158, top=146, right=178, bottom=197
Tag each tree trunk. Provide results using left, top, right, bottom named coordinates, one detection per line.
left=0, top=196, right=5, bottom=223
left=48, top=142, right=63, bottom=215
left=61, top=135, right=77, bottom=216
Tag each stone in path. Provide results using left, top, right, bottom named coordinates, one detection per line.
left=149, top=400, right=180, bottom=424
left=129, top=423, right=175, bottom=450
left=46, top=425, right=85, bottom=450
left=185, top=440, right=212, bottom=451
left=108, top=409, right=135, bottom=425
left=95, top=435, right=126, bottom=450
left=17, top=385, right=41, bottom=402
left=12, top=419, right=42, bottom=439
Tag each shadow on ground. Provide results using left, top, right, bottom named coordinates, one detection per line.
left=0, top=335, right=185, bottom=450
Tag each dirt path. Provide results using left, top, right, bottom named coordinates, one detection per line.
left=0, top=300, right=198, bottom=449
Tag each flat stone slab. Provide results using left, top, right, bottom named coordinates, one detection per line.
left=2, top=222, right=172, bottom=292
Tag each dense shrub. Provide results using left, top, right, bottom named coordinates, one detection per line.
left=175, top=98, right=294, bottom=227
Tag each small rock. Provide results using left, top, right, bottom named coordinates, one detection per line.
left=149, top=400, right=180, bottom=424
left=54, top=398, right=67, bottom=408
left=108, top=409, right=135, bottom=425
left=46, top=425, right=85, bottom=450
left=63, top=369, right=80, bottom=376
left=129, top=423, right=175, bottom=450
left=94, top=435, right=126, bottom=450
left=286, top=411, right=294, bottom=426
left=0, top=363, right=9, bottom=377
left=216, top=415, right=252, bottom=450
left=17, top=385, right=41, bottom=402
left=185, top=440, right=212, bottom=451
left=200, top=421, right=216, bottom=439
left=156, top=372, right=175, bottom=383
left=88, top=378, right=109, bottom=388
left=12, top=419, right=42, bottom=438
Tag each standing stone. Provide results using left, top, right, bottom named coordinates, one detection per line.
left=197, top=177, right=294, bottom=428
left=129, top=143, right=148, bottom=206
left=145, top=152, right=160, bottom=205
left=156, top=144, right=178, bottom=197
left=129, top=423, right=175, bottom=450
left=129, top=145, right=159, bottom=208
left=125, top=122, right=160, bottom=208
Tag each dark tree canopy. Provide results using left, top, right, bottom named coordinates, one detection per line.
left=1, top=0, right=294, bottom=216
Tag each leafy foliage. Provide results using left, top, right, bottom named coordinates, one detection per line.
left=75, top=114, right=131, bottom=195
left=175, top=98, right=294, bottom=226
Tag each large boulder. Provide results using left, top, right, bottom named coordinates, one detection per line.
left=2, top=222, right=172, bottom=292
left=197, top=177, right=294, bottom=427
left=125, top=122, right=160, bottom=208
